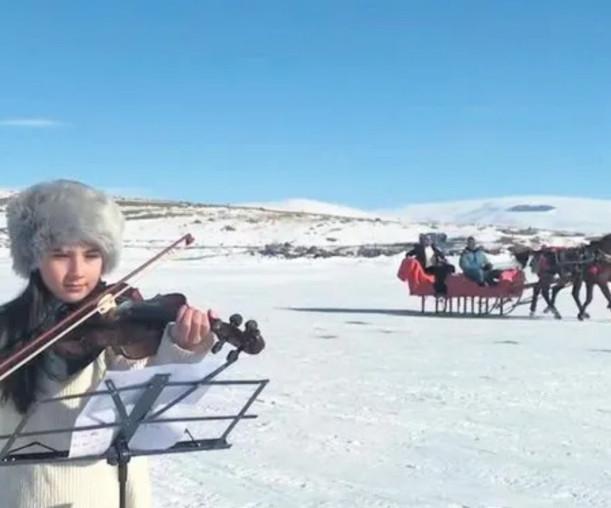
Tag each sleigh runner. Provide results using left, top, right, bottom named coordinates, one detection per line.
left=397, top=257, right=528, bottom=315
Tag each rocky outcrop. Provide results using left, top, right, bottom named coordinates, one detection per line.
left=252, top=233, right=517, bottom=259
left=254, top=242, right=412, bottom=259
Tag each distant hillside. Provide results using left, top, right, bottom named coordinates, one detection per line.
left=237, top=198, right=378, bottom=219
left=381, top=196, right=611, bottom=235
left=0, top=190, right=590, bottom=261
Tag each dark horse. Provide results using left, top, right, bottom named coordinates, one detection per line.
left=570, top=234, right=611, bottom=320
left=512, top=245, right=592, bottom=319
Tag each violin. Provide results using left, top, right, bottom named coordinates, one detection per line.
left=0, top=234, right=266, bottom=383
left=50, top=283, right=266, bottom=363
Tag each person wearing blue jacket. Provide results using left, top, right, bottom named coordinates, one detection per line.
left=459, top=236, right=500, bottom=286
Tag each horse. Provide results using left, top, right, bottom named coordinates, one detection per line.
left=511, top=245, right=589, bottom=319
left=569, top=234, right=611, bottom=320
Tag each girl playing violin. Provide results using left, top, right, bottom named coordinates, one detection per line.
left=0, top=179, right=216, bottom=508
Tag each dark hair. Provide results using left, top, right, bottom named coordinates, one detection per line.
left=0, top=271, right=58, bottom=414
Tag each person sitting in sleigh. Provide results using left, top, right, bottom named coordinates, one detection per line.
left=405, top=234, right=455, bottom=297
left=459, top=236, right=502, bottom=287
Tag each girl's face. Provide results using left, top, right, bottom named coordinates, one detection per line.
left=39, top=244, right=104, bottom=302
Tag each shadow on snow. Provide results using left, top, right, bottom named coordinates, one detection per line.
left=282, top=306, right=607, bottom=322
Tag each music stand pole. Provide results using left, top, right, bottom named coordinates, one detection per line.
left=104, top=373, right=170, bottom=508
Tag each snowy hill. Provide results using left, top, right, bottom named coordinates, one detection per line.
left=0, top=192, right=590, bottom=262
left=0, top=192, right=598, bottom=262
left=237, top=198, right=379, bottom=219
left=383, top=196, right=611, bottom=235
left=237, top=195, right=611, bottom=236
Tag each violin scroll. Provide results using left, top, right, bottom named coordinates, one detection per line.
left=210, top=313, right=265, bottom=362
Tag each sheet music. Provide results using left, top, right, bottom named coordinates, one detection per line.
left=69, top=354, right=226, bottom=458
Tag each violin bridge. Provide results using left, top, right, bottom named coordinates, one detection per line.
left=96, top=293, right=118, bottom=315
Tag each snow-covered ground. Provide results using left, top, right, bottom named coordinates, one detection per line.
left=2, top=249, right=611, bottom=507
left=2, top=188, right=611, bottom=505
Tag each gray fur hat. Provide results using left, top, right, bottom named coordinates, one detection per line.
left=6, top=179, right=125, bottom=278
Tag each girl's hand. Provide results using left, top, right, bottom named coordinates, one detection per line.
left=171, top=305, right=216, bottom=352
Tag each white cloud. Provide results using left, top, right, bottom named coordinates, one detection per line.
left=0, top=118, right=63, bottom=128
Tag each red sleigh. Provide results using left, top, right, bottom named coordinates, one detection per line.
left=397, top=257, right=527, bottom=315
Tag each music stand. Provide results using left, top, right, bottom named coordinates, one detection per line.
left=0, top=357, right=269, bottom=508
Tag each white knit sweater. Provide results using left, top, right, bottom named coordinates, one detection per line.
left=0, top=324, right=211, bottom=508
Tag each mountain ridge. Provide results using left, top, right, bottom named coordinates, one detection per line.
left=379, top=195, right=611, bottom=235
left=3, top=186, right=610, bottom=234
left=0, top=190, right=591, bottom=261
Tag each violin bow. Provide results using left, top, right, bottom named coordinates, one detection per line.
left=0, top=234, right=195, bottom=383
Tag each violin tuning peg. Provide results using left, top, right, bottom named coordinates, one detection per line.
left=229, top=314, right=243, bottom=327
left=245, top=319, right=258, bottom=332
left=210, top=319, right=223, bottom=333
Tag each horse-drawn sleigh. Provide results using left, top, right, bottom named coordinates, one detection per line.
left=397, top=256, right=529, bottom=316
left=397, top=233, right=611, bottom=319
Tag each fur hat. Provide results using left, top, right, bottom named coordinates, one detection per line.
left=6, top=179, right=125, bottom=278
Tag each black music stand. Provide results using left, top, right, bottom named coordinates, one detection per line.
left=0, top=357, right=268, bottom=508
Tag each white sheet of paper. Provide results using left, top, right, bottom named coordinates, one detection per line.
left=69, top=354, right=226, bottom=458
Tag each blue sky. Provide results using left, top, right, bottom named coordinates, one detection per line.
left=1, top=1, right=611, bottom=209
